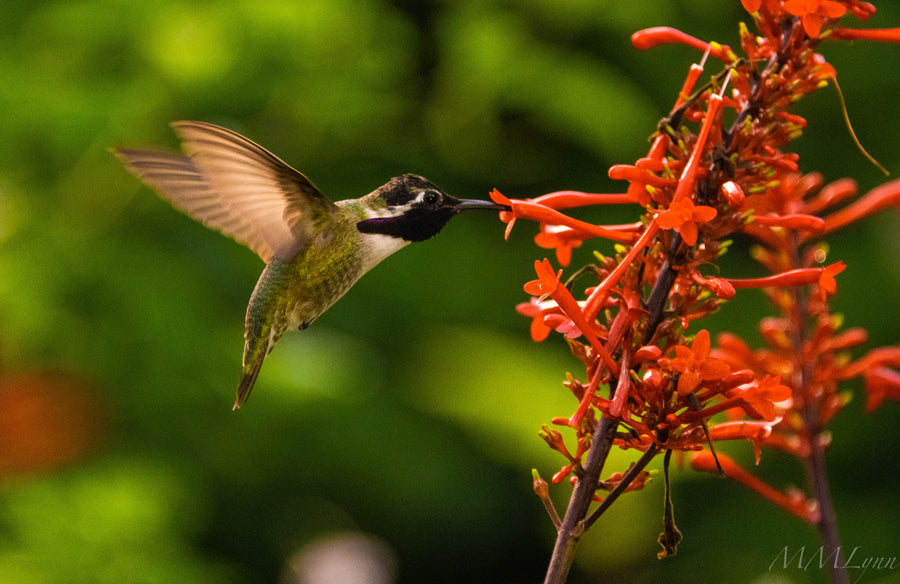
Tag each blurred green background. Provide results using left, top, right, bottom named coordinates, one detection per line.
left=1, top=1, right=899, bottom=582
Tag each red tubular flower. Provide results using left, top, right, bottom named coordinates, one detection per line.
left=750, top=213, right=825, bottom=232
left=813, top=177, right=900, bottom=237
left=569, top=364, right=604, bottom=427
left=736, top=375, right=793, bottom=421
left=490, top=188, right=518, bottom=240
left=829, top=27, right=900, bottom=42
left=517, top=298, right=556, bottom=342
left=527, top=259, right=619, bottom=376
left=864, top=367, right=900, bottom=411
left=534, top=225, right=583, bottom=266
left=538, top=425, right=573, bottom=460
left=491, top=189, right=638, bottom=244
left=691, top=452, right=819, bottom=521
left=665, top=329, right=731, bottom=395
left=583, top=219, right=661, bottom=320
left=677, top=62, right=707, bottom=107
left=622, top=134, right=673, bottom=206
left=801, top=177, right=857, bottom=215
left=673, top=92, right=724, bottom=204
left=691, top=273, right=736, bottom=300
left=532, top=191, right=632, bottom=210
left=609, top=164, right=677, bottom=189
left=816, top=260, right=846, bottom=302
left=708, top=420, right=774, bottom=442
left=708, top=419, right=777, bottom=464
left=631, top=27, right=734, bottom=62
left=524, top=258, right=563, bottom=299
left=741, top=0, right=762, bottom=13
left=656, top=198, right=718, bottom=246
left=783, top=0, right=847, bottom=37
left=839, top=346, right=900, bottom=379
left=727, top=263, right=844, bottom=291
left=721, top=180, right=746, bottom=209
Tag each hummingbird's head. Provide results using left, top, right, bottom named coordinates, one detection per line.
left=356, top=174, right=508, bottom=242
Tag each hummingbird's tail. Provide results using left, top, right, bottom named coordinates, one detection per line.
left=234, top=338, right=269, bottom=410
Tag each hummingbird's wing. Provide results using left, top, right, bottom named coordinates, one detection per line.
left=115, top=121, right=338, bottom=262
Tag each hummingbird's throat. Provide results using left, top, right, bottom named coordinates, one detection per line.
left=356, top=206, right=457, bottom=242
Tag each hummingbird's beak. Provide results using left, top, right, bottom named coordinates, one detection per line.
left=454, top=199, right=512, bottom=212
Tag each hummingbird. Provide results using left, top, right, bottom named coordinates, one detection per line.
left=115, top=121, right=507, bottom=409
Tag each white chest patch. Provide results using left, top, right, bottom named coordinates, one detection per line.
left=358, top=232, right=410, bottom=273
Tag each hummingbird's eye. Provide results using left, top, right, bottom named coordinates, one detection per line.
left=423, top=190, right=440, bottom=206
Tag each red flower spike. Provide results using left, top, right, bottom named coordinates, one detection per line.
left=506, top=0, right=900, bottom=559
left=657, top=198, right=718, bottom=246
left=667, top=330, right=731, bottom=396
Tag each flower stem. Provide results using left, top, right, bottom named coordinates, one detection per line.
left=543, top=414, right=619, bottom=584
left=805, top=438, right=848, bottom=584
left=788, top=236, right=848, bottom=584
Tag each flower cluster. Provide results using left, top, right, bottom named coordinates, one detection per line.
left=501, top=1, right=900, bottom=575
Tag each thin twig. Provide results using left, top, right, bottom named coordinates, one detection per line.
left=583, top=443, right=661, bottom=530
left=787, top=234, right=848, bottom=584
